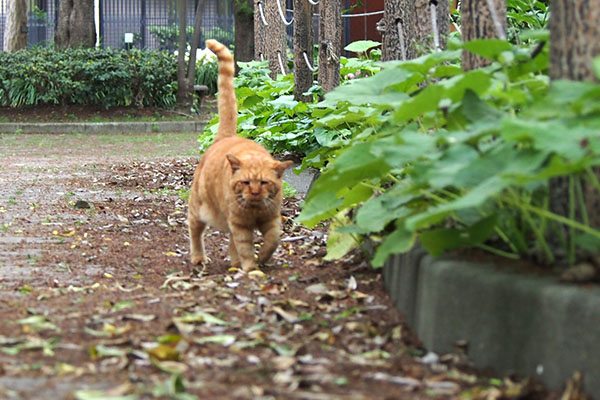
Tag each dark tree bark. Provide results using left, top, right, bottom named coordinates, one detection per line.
left=176, top=0, right=205, bottom=110
left=254, top=0, right=287, bottom=79
left=4, top=0, right=27, bottom=52
left=55, top=0, right=96, bottom=49
left=381, top=0, right=416, bottom=61
left=549, top=0, right=600, bottom=82
left=293, top=0, right=314, bottom=101
left=548, top=0, right=600, bottom=264
left=318, top=0, right=342, bottom=93
left=461, top=0, right=506, bottom=70
left=235, top=0, right=255, bottom=74
left=414, top=0, right=450, bottom=52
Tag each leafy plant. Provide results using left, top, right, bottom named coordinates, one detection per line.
left=298, top=33, right=600, bottom=268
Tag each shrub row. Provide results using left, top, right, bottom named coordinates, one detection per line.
left=0, top=48, right=181, bottom=108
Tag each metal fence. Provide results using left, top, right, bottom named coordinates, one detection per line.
left=0, top=0, right=234, bottom=51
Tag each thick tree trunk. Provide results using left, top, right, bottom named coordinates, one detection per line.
left=4, top=0, right=28, bottom=52
left=548, top=0, right=600, bottom=264
left=381, top=0, right=416, bottom=61
left=549, top=0, right=600, bottom=82
left=461, top=0, right=506, bottom=70
left=293, top=0, right=314, bottom=101
left=55, top=0, right=96, bottom=49
left=318, top=0, right=342, bottom=93
left=414, top=0, right=449, bottom=51
left=235, top=0, right=254, bottom=74
left=254, top=0, right=287, bottom=79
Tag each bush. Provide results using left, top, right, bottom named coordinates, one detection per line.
left=298, top=33, right=600, bottom=267
left=0, top=47, right=217, bottom=109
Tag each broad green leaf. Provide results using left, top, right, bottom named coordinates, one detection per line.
left=594, top=57, right=600, bottom=80
left=462, top=39, right=513, bottom=60
left=371, top=225, right=416, bottom=267
left=406, top=176, right=507, bottom=230
left=271, top=95, right=299, bottom=110
left=344, top=40, right=381, bottom=53
left=355, top=188, right=414, bottom=232
left=322, top=67, right=411, bottom=107
left=325, top=212, right=360, bottom=261
left=393, top=84, right=444, bottom=122
left=297, top=190, right=342, bottom=227
left=419, top=228, right=465, bottom=257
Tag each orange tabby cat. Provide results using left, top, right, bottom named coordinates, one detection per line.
left=188, top=39, right=293, bottom=272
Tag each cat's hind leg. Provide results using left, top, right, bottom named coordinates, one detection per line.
left=188, top=214, right=208, bottom=265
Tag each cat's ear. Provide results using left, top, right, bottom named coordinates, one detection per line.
left=273, top=160, right=293, bottom=178
left=226, top=153, right=242, bottom=172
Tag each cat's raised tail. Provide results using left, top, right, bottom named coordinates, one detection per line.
left=205, top=39, right=238, bottom=141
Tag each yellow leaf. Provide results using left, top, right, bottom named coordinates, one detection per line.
left=123, top=242, right=130, bottom=246
left=104, top=273, right=113, bottom=279
left=147, top=344, right=180, bottom=361
left=165, top=251, right=177, bottom=256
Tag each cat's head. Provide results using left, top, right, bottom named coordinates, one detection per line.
left=226, top=153, right=293, bottom=207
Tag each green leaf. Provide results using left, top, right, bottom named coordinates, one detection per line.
left=325, top=212, right=360, bottom=260
left=419, top=228, right=465, bottom=257
left=594, top=57, right=600, bottom=80
left=344, top=40, right=381, bottom=53
left=462, top=39, right=513, bottom=60
left=74, top=391, right=138, bottom=400
left=371, top=225, right=416, bottom=267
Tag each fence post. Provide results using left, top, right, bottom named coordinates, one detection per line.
left=461, top=0, right=506, bottom=70
left=293, top=0, right=314, bottom=101
left=318, top=0, right=342, bottom=93
left=141, top=0, right=147, bottom=48
left=254, top=0, right=288, bottom=78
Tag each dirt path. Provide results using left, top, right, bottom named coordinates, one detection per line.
left=0, top=131, right=553, bottom=400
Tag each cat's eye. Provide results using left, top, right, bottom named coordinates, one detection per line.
left=241, top=181, right=250, bottom=185
left=261, top=181, right=269, bottom=185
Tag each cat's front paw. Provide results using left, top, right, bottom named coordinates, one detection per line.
left=191, top=254, right=209, bottom=265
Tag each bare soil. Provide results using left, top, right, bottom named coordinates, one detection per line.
left=0, top=109, right=560, bottom=400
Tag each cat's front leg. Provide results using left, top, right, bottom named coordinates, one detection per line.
left=188, top=214, right=208, bottom=265
left=258, top=218, right=281, bottom=265
left=229, top=224, right=256, bottom=271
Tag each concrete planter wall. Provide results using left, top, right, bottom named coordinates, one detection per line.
left=382, top=250, right=600, bottom=394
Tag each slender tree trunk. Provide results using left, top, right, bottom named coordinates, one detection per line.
left=318, top=0, right=342, bottom=93
left=235, top=0, right=254, bottom=74
left=381, top=0, right=416, bottom=61
left=548, top=0, right=600, bottom=264
left=293, top=0, right=314, bottom=101
left=253, top=0, right=287, bottom=79
left=176, top=0, right=205, bottom=110
left=176, top=0, right=189, bottom=106
left=549, top=0, right=600, bottom=82
left=55, top=0, right=96, bottom=49
left=461, top=0, right=506, bottom=70
left=4, top=0, right=28, bottom=52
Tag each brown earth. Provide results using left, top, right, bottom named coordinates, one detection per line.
left=0, top=109, right=561, bottom=400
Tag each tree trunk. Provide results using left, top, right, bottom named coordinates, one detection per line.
left=293, top=0, right=314, bottom=101
left=235, top=0, right=254, bottom=74
left=381, top=0, right=416, bottom=61
left=548, top=0, right=600, bottom=265
left=549, top=0, right=600, bottom=82
left=461, top=0, right=506, bottom=70
left=254, top=0, right=287, bottom=79
left=176, top=0, right=189, bottom=107
left=55, top=0, right=96, bottom=50
left=4, top=0, right=28, bottom=52
left=318, top=0, right=342, bottom=93
left=176, top=0, right=205, bottom=111
left=414, top=0, right=449, bottom=51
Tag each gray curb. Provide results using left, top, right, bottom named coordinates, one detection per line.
left=383, top=251, right=600, bottom=394
left=0, top=121, right=206, bottom=134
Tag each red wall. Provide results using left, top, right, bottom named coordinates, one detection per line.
left=347, top=0, right=385, bottom=44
